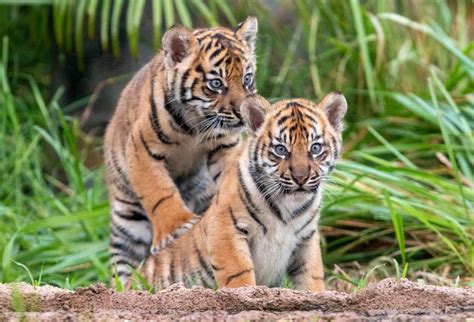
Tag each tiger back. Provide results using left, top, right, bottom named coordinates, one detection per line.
left=104, top=17, right=259, bottom=286
left=141, top=93, right=347, bottom=291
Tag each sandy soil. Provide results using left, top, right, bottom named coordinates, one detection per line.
left=0, top=278, right=473, bottom=321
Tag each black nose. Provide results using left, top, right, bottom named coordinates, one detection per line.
left=292, top=173, right=309, bottom=186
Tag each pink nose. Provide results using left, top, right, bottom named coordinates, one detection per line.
left=292, top=173, right=309, bottom=186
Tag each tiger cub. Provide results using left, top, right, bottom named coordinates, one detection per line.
left=104, top=17, right=259, bottom=285
left=141, top=93, right=347, bottom=291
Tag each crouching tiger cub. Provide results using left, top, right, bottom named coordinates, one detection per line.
left=104, top=17, right=259, bottom=285
left=141, top=93, right=347, bottom=291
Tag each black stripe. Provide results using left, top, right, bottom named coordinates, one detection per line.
left=152, top=193, right=174, bottom=213
left=287, top=230, right=316, bottom=277
left=164, top=95, right=194, bottom=135
left=115, top=209, right=148, bottom=221
left=180, top=69, right=190, bottom=103
left=237, top=167, right=267, bottom=234
left=291, top=195, right=316, bottom=219
left=249, top=166, right=286, bottom=224
left=212, top=171, right=221, bottom=182
left=211, top=33, right=236, bottom=43
left=277, top=115, right=291, bottom=126
left=111, top=148, right=131, bottom=185
left=302, top=229, right=316, bottom=241
left=140, top=130, right=166, bottom=162
left=225, top=269, right=252, bottom=286
left=112, top=258, right=137, bottom=268
left=213, top=55, right=226, bottom=67
left=207, top=140, right=239, bottom=165
left=288, top=263, right=307, bottom=277
left=195, top=64, right=204, bottom=74
left=130, top=133, right=138, bottom=151
left=229, top=206, right=248, bottom=235
left=205, top=39, right=214, bottom=51
left=117, top=270, right=132, bottom=277
left=109, top=247, right=144, bottom=263
left=194, top=239, right=214, bottom=280
left=286, top=101, right=304, bottom=108
left=211, top=263, right=222, bottom=271
left=111, top=221, right=149, bottom=246
left=302, top=112, right=317, bottom=124
left=238, top=187, right=268, bottom=235
left=295, top=211, right=317, bottom=235
left=112, top=179, right=137, bottom=198
left=149, top=111, right=174, bottom=144
left=209, top=47, right=223, bottom=61
left=149, top=94, right=176, bottom=145
left=115, top=197, right=141, bottom=208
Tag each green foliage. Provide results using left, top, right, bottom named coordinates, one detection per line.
left=0, top=0, right=473, bottom=288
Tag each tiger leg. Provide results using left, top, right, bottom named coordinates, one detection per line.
left=104, top=139, right=152, bottom=287
left=109, top=197, right=151, bottom=288
left=127, top=128, right=199, bottom=254
left=287, top=231, right=325, bottom=292
left=207, top=209, right=256, bottom=288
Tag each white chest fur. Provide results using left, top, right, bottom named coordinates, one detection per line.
left=248, top=193, right=321, bottom=287
left=250, top=220, right=300, bottom=286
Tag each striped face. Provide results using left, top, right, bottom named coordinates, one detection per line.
left=242, top=94, right=347, bottom=196
left=162, top=17, right=258, bottom=137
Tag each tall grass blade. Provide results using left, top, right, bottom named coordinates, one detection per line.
left=350, top=0, right=377, bottom=109
left=100, top=0, right=111, bottom=52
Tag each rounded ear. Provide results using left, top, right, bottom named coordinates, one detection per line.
left=235, top=16, right=258, bottom=52
left=241, top=95, right=270, bottom=136
left=162, top=25, right=197, bottom=67
left=319, top=92, right=347, bottom=133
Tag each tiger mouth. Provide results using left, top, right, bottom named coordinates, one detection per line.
left=279, top=183, right=317, bottom=195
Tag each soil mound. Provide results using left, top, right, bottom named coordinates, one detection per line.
left=0, top=278, right=473, bottom=320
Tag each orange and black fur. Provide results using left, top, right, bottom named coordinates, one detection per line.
left=142, top=93, right=347, bottom=291
left=104, top=17, right=259, bottom=285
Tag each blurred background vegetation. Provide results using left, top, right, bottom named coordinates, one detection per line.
left=0, top=0, right=473, bottom=290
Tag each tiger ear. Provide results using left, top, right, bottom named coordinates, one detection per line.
left=319, top=92, right=347, bottom=133
left=162, top=25, right=197, bottom=67
left=241, top=95, right=270, bottom=136
left=235, top=16, right=258, bottom=52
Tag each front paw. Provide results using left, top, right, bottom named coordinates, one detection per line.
left=150, top=216, right=200, bottom=255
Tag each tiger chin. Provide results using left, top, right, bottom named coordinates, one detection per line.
left=104, top=17, right=259, bottom=287
left=141, top=93, right=347, bottom=291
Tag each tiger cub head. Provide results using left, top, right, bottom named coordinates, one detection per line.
left=161, top=17, right=258, bottom=136
left=241, top=93, right=347, bottom=196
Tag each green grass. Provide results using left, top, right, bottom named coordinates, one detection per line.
left=0, top=0, right=473, bottom=289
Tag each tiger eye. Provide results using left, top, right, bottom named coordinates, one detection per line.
left=208, top=79, right=223, bottom=90
left=310, top=143, right=323, bottom=155
left=274, top=144, right=288, bottom=157
left=243, top=73, right=253, bottom=86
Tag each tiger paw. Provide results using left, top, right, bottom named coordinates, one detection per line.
left=150, top=216, right=200, bottom=255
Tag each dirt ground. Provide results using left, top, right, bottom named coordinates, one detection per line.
left=0, top=278, right=473, bottom=321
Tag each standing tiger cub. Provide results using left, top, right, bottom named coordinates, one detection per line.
left=142, top=93, right=347, bottom=291
left=104, top=17, right=258, bottom=285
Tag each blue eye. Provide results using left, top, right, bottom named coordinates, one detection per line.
left=311, top=143, right=323, bottom=155
left=274, top=144, right=288, bottom=157
left=243, top=73, right=253, bottom=87
left=208, top=79, right=223, bottom=90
